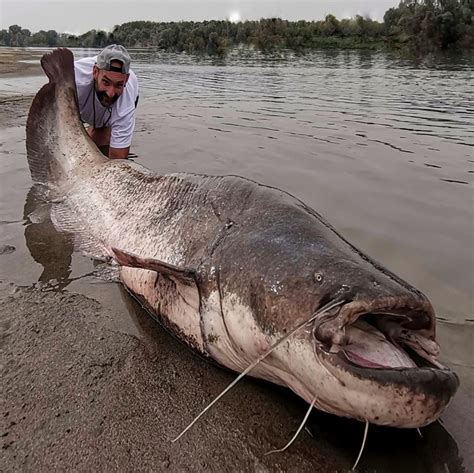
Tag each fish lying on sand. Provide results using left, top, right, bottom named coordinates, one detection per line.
left=26, top=49, right=458, bottom=439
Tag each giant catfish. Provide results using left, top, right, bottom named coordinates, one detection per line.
left=26, top=49, right=458, bottom=432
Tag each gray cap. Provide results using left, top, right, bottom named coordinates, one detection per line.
left=96, top=44, right=131, bottom=74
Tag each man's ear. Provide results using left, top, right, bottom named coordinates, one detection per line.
left=124, top=73, right=130, bottom=86
left=93, top=64, right=99, bottom=81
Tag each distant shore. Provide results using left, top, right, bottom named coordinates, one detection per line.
left=2, top=3, right=473, bottom=55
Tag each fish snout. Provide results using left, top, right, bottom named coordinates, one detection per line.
left=305, top=296, right=459, bottom=427
left=327, top=356, right=460, bottom=427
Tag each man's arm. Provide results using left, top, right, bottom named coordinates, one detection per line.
left=108, top=74, right=139, bottom=160
left=86, top=127, right=128, bottom=159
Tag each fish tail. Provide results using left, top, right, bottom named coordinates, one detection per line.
left=41, top=48, right=76, bottom=86
left=26, top=48, right=103, bottom=185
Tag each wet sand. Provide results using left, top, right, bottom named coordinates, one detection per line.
left=0, top=48, right=42, bottom=77
left=1, top=285, right=344, bottom=472
left=1, top=55, right=472, bottom=472
left=0, top=95, right=33, bottom=126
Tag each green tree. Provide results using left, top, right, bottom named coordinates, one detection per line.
left=0, top=29, right=11, bottom=46
left=3, top=8, right=472, bottom=54
left=8, top=24, right=31, bottom=46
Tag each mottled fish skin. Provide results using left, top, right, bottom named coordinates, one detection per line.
left=25, top=48, right=459, bottom=429
left=0, top=245, right=16, bottom=255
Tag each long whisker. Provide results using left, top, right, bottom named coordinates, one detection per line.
left=172, top=299, right=345, bottom=443
left=352, top=420, right=369, bottom=471
left=417, top=428, right=423, bottom=438
left=264, top=396, right=317, bottom=456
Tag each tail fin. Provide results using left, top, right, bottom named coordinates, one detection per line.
left=41, top=48, right=76, bottom=86
left=26, top=79, right=57, bottom=184
left=26, top=48, right=98, bottom=185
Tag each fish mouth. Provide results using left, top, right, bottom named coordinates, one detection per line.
left=310, top=296, right=459, bottom=426
left=314, top=296, right=442, bottom=370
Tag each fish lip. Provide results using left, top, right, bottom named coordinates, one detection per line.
left=303, top=333, right=461, bottom=427
left=314, top=295, right=435, bottom=346
left=310, top=340, right=460, bottom=427
left=312, top=310, right=460, bottom=421
left=329, top=349, right=459, bottom=403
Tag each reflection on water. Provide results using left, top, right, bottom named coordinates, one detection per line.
left=23, top=185, right=119, bottom=291
left=23, top=185, right=74, bottom=290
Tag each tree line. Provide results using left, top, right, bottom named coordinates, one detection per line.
left=1, top=1, right=472, bottom=54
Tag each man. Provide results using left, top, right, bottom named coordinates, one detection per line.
left=74, top=44, right=139, bottom=159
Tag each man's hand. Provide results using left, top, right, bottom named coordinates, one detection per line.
left=109, top=147, right=130, bottom=159
left=86, top=126, right=130, bottom=159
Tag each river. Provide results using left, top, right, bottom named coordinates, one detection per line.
left=0, top=47, right=472, bottom=472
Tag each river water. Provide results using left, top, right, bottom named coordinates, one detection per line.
left=0, top=47, right=473, bottom=472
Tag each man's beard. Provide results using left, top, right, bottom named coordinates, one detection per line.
left=95, top=85, right=119, bottom=107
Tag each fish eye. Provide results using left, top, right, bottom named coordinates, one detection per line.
left=314, top=272, right=323, bottom=283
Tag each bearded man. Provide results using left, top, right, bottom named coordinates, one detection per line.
left=74, top=44, right=139, bottom=159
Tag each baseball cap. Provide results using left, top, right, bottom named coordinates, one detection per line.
left=96, top=44, right=131, bottom=74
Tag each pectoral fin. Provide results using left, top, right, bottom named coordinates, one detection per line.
left=111, top=247, right=196, bottom=284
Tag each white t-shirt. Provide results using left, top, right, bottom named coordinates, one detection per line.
left=74, top=56, right=139, bottom=149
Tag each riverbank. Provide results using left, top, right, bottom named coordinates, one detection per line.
left=1, top=284, right=346, bottom=472
left=0, top=95, right=33, bottom=125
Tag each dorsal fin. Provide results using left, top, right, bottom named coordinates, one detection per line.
left=112, top=248, right=196, bottom=284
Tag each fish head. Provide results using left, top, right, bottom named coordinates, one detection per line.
left=217, top=224, right=459, bottom=428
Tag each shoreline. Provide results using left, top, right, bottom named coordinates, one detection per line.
left=0, top=48, right=42, bottom=77
left=0, top=284, right=343, bottom=472
left=0, top=96, right=34, bottom=128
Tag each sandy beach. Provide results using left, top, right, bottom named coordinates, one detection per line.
left=2, top=284, right=347, bottom=472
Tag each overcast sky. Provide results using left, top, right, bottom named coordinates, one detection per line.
left=1, top=0, right=398, bottom=34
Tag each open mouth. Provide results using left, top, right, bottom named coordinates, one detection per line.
left=314, top=297, right=443, bottom=370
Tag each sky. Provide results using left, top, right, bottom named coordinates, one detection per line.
left=1, top=0, right=398, bottom=34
